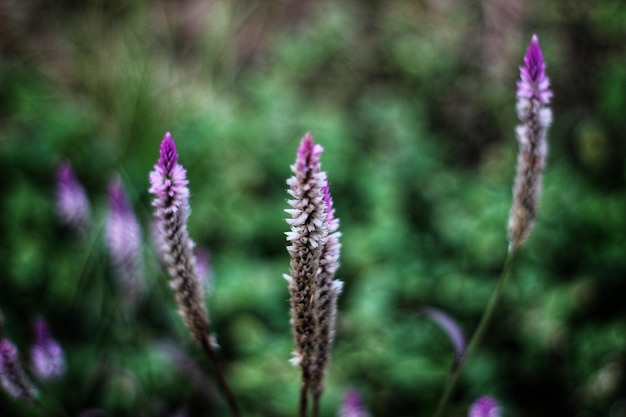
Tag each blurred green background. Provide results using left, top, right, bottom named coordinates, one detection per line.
left=1, top=0, right=626, bottom=416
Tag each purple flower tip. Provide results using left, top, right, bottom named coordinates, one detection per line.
left=469, top=396, right=500, bottom=417
left=340, top=389, right=370, bottom=417
left=295, top=132, right=323, bottom=175
left=517, top=34, right=552, bottom=104
left=0, top=339, right=18, bottom=365
left=108, top=178, right=131, bottom=215
left=159, top=132, right=179, bottom=174
left=56, top=160, right=91, bottom=234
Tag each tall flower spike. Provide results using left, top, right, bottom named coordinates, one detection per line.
left=508, top=34, right=552, bottom=251
left=56, top=161, right=91, bottom=236
left=284, top=133, right=329, bottom=398
left=0, top=339, right=36, bottom=401
left=106, top=178, right=145, bottom=309
left=149, top=132, right=209, bottom=345
left=468, top=396, right=500, bottom=417
left=310, top=179, right=343, bottom=398
left=31, top=318, right=65, bottom=380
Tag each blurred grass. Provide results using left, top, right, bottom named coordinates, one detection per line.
left=1, top=0, right=626, bottom=416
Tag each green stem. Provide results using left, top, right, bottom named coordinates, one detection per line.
left=432, top=250, right=518, bottom=417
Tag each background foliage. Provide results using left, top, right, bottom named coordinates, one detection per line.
left=1, top=0, right=626, bottom=416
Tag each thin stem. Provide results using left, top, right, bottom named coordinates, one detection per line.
left=431, top=250, right=518, bottom=417
left=200, top=335, right=242, bottom=417
left=299, top=382, right=309, bottom=417
left=312, top=391, right=321, bottom=417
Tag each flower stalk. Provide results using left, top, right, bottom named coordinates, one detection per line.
left=432, top=34, right=552, bottom=417
left=149, top=132, right=240, bottom=417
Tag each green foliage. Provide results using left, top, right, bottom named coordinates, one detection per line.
left=1, top=1, right=626, bottom=416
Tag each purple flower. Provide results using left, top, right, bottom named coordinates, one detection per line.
left=56, top=161, right=91, bottom=236
left=339, top=389, right=370, bottom=417
left=424, top=307, right=466, bottom=365
left=106, top=178, right=145, bottom=307
left=285, top=132, right=343, bottom=400
left=149, top=132, right=209, bottom=345
left=508, top=34, right=553, bottom=251
left=516, top=34, right=552, bottom=105
left=31, top=318, right=65, bottom=380
left=0, top=339, right=36, bottom=401
left=468, top=396, right=500, bottom=417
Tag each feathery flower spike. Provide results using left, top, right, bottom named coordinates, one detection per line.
left=339, top=389, right=370, bottom=417
left=149, top=132, right=209, bottom=345
left=285, top=132, right=343, bottom=417
left=106, top=178, right=145, bottom=308
left=285, top=133, right=328, bottom=387
left=508, top=34, right=552, bottom=251
left=468, top=396, right=500, bottom=417
left=31, top=318, right=65, bottom=380
left=56, top=161, right=91, bottom=236
left=0, top=339, right=36, bottom=401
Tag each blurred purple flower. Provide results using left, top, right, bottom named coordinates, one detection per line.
left=56, top=161, right=91, bottom=236
left=149, top=132, right=209, bottom=345
left=468, top=396, right=500, bottom=417
left=424, top=307, right=466, bottom=365
left=508, top=34, right=553, bottom=251
left=106, top=178, right=145, bottom=308
left=0, top=339, right=36, bottom=401
left=31, top=318, right=65, bottom=380
left=339, top=389, right=370, bottom=417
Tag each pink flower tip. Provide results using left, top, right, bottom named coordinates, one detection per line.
left=295, top=132, right=323, bottom=174
left=469, top=396, right=500, bottom=417
left=517, top=34, right=552, bottom=104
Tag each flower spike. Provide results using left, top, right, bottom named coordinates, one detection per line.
left=0, top=339, right=36, bottom=401
left=285, top=132, right=343, bottom=415
left=508, top=34, right=553, bottom=251
left=106, top=178, right=145, bottom=309
left=149, top=132, right=209, bottom=345
left=31, top=318, right=65, bottom=380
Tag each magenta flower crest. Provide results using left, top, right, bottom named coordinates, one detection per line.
left=31, top=318, right=65, bottom=380
left=149, top=132, right=190, bottom=213
left=56, top=161, right=91, bottom=235
left=149, top=132, right=209, bottom=346
left=469, top=396, right=500, bottom=417
left=106, top=178, right=145, bottom=307
left=0, top=339, right=36, bottom=401
left=517, top=34, right=552, bottom=105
